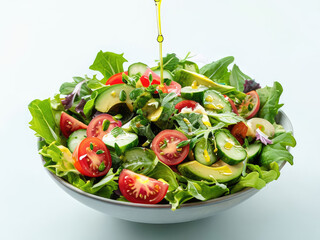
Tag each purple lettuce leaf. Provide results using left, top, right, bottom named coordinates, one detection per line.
left=61, top=81, right=86, bottom=110
left=243, top=79, right=261, bottom=93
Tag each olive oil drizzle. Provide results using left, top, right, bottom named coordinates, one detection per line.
left=154, top=0, right=164, bottom=86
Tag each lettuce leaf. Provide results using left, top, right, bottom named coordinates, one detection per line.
left=256, top=82, right=284, bottom=123
left=259, top=132, right=296, bottom=166
left=230, top=172, right=266, bottom=194
left=28, top=99, right=61, bottom=144
left=40, top=142, right=79, bottom=177
left=148, top=161, right=179, bottom=191
left=89, top=51, right=127, bottom=83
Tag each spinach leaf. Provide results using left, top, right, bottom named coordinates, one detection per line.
left=28, top=99, right=61, bottom=144
left=207, top=111, right=244, bottom=125
left=148, top=161, right=179, bottom=191
left=256, top=81, right=284, bottom=123
left=173, top=113, right=207, bottom=136
left=259, top=132, right=296, bottom=166
left=130, top=115, right=155, bottom=140
left=200, top=56, right=234, bottom=83
left=162, top=53, right=180, bottom=72
left=229, top=64, right=251, bottom=92
left=122, top=148, right=158, bottom=175
left=89, top=51, right=127, bottom=83
left=83, top=86, right=108, bottom=117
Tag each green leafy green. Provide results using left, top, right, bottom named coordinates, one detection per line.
left=130, top=115, right=155, bottom=140
left=259, top=132, right=296, bottom=166
left=40, top=142, right=78, bottom=176
left=122, top=148, right=158, bottom=175
left=89, top=51, right=127, bottom=83
left=207, top=111, right=244, bottom=125
left=256, top=82, right=284, bottom=123
left=229, top=64, right=251, bottom=92
left=162, top=53, right=180, bottom=72
left=200, top=56, right=234, bottom=83
left=148, top=161, right=179, bottom=191
left=173, top=113, right=207, bottom=136
left=231, top=172, right=266, bottom=194
left=83, top=86, right=108, bottom=117
left=28, top=99, right=61, bottom=144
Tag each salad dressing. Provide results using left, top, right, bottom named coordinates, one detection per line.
left=154, top=0, right=164, bottom=86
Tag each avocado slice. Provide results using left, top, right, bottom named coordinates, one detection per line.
left=175, top=69, right=246, bottom=99
left=178, top=160, right=244, bottom=183
left=95, top=84, right=134, bottom=113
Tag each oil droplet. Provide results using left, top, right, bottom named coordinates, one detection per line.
left=157, top=35, right=164, bottom=43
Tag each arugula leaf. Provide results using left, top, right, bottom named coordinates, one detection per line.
left=259, top=132, right=296, bottom=166
left=28, top=99, right=61, bottom=144
left=89, top=51, right=127, bottom=83
left=229, top=64, right=251, bottom=92
left=158, top=92, right=179, bottom=125
left=256, top=82, right=284, bottom=123
left=200, top=56, right=234, bottom=83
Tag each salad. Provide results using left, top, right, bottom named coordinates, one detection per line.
left=29, top=51, right=296, bottom=210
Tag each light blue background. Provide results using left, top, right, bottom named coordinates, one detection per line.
left=1, top=0, right=319, bottom=239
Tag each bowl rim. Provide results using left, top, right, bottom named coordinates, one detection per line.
left=40, top=110, right=293, bottom=209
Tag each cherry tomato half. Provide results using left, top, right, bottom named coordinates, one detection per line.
left=105, top=71, right=128, bottom=85
left=164, top=81, right=181, bottom=96
left=231, top=122, right=248, bottom=145
left=237, top=91, right=260, bottom=119
left=151, top=130, right=189, bottom=166
left=175, top=100, right=198, bottom=112
left=119, top=169, right=168, bottom=204
left=87, top=114, right=122, bottom=139
left=224, top=95, right=239, bottom=115
left=72, top=137, right=112, bottom=177
left=60, top=112, right=87, bottom=138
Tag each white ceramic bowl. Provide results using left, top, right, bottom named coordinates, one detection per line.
left=42, top=110, right=293, bottom=224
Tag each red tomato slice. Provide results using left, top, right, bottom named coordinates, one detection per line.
left=224, top=95, right=239, bottom=115
left=237, top=91, right=260, bottom=119
left=72, top=137, right=112, bottom=177
left=231, top=122, right=248, bottom=145
left=87, top=114, right=122, bottom=139
left=105, top=71, right=128, bottom=85
left=151, top=130, right=189, bottom=166
left=164, top=81, right=181, bottom=96
left=139, top=69, right=161, bottom=87
left=119, top=169, right=168, bottom=204
left=60, top=112, right=87, bottom=138
left=175, top=100, right=198, bottom=112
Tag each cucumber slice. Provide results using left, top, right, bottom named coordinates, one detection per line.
left=102, top=131, right=139, bottom=153
left=153, top=69, right=174, bottom=80
left=203, top=90, right=231, bottom=113
left=128, top=62, right=148, bottom=76
left=181, top=85, right=208, bottom=103
left=67, top=129, right=87, bottom=153
left=194, top=138, right=217, bottom=166
left=215, top=129, right=247, bottom=165
left=246, top=142, right=262, bottom=163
